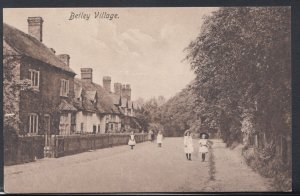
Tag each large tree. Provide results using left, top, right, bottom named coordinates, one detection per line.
left=185, top=7, right=291, bottom=145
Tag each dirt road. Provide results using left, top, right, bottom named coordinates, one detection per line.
left=4, top=138, right=271, bottom=193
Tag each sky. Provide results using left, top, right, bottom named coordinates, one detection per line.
left=3, top=7, right=218, bottom=101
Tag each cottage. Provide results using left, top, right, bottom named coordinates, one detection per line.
left=73, top=69, right=123, bottom=133
left=3, top=17, right=77, bottom=137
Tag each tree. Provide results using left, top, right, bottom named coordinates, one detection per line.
left=3, top=56, right=32, bottom=134
left=185, top=7, right=291, bottom=146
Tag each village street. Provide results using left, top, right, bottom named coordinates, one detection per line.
left=4, top=138, right=271, bottom=193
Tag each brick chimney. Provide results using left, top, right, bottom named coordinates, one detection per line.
left=103, top=76, right=111, bottom=93
left=121, top=84, right=126, bottom=98
left=114, top=83, right=122, bottom=96
left=126, top=84, right=131, bottom=101
left=27, top=17, right=43, bottom=42
left=57, top=54, right=70, bottom=66
left=81, top=68, right=93, bottom=83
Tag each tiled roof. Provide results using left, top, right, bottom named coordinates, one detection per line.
left=58, top=99, right=77, bottom=112
left=3, top=23, right=76, bottom=75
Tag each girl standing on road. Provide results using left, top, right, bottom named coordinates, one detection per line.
left=199, top=133, right=209, bottom=162
left=184, top=131, right=194, bottom=161
left=128, top=131, right=136, bottom=150
left=157, top=131, right=163, bottom=147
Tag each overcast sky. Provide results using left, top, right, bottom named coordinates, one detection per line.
left=4, top=7, right=218, bottom=101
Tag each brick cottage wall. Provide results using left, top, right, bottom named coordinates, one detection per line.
left=19, top=56, right=75, bottom=135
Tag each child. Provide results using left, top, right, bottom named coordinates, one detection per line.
left=128, top=131, right=136, bottom=150
left=157, top=131, right=163, bottom=147
left=199, top=133, right=209, bottom=161
left=184, top=131, right=194, bottom=161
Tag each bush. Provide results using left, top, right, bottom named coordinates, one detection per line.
left=242, top=146, right=291, bottom=191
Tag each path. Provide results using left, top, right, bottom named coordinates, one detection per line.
left=205, top=139, right=272, bottom=192
left=4, top=138, right=272, bottom=193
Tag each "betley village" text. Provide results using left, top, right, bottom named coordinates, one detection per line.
left=68, top=11, right=119, bottom=21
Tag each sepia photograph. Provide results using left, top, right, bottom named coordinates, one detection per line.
left=2, top=6, right=292, bottom=193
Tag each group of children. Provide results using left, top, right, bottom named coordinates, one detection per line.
left=128, top=130, right=209, bottom=162
left=128, top=130, right=163, bottom=150
left=184, top=131, right=209, bottom=162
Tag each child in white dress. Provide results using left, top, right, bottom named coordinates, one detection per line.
left=128, top=131, right=136, bottom=150
left=199, top=133, right=209, bottom=161
left=184, top=131, right=194, bottom=161
left=157, top=131, right=163, bottom=147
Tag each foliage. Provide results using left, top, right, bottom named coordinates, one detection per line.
left=134, top=96, right=166, bottom=133
left=148, top=122, right=164, bottom=134
left=242, top=146, right=291, bottom=191
left=184, top=7, right=291, bottom=190
left=154, top=84, right=203, bottom=136
left=3, top=56, right=35, bottom=133
left=185, top=7, right=291, bottom=146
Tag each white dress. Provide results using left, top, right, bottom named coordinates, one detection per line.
left=184, top=136, right=194, bottom=153
left=199, top=139, right=209, bottom=153
left=128, top=135, right=136, bottom=146
left=157, top=134, right=163, bottom=144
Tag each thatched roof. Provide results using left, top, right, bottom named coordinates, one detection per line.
left=74, top=78, right=121, bottom=114
left=3, top=23, right=75, bottom=75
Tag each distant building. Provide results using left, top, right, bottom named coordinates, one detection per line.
left=3, top=17, right=77, bottom=136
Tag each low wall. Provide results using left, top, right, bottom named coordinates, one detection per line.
left=51, top=133, right=149, bottom=158
left=4, top=135, right=45, bottom=166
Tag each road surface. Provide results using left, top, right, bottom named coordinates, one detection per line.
left=4, top=138, right=271, bottom=193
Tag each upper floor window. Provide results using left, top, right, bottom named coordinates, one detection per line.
left=29, top=69, right=40, bottom=89
left=28, top=113, right=39, bottom=134
left=60, top=79, right=69, bottom=97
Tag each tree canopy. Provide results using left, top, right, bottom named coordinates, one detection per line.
left=185, top=7, right=291, bottom=145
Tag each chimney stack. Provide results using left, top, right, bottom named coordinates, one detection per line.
left=58, top=54, right=70, bottom=67
left=81, top=68, right=93, bottom=83
left=114, top=83, right=122, bottom=96
left=126, top=84, right=131, bottom=101
left=27, top=17, right=43, bottom=42
left=121, top=84, right=126, bottom=98
left=103, top=76, right=111, bottom=93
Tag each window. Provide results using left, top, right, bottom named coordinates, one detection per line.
left=28, top=113, right=39, bottom=134
left=60, top=79, right=69, bottom=97
left=29, top=69, right=40, bottom=89
left=59, top=113, right=70, bottom=135
left=98, top=125, right=100, bottom=133
left=93, top=125, right=97, bottom=134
